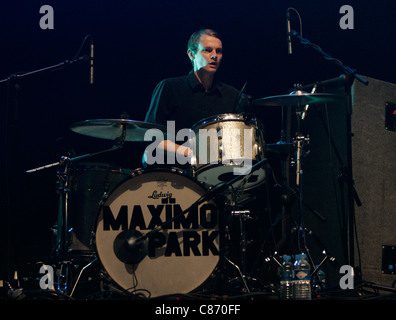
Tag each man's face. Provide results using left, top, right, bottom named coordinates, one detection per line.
left=188, top=34, right=223, bottom=73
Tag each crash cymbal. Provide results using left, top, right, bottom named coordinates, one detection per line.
left=252, top=90, right=344, bottom=107
left=70, top=119, right=167, bottom=142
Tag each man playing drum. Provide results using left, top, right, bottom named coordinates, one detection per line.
left=144, top=28, right=247, bottom=163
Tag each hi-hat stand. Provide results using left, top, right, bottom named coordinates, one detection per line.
left=293, top=90, right=311, bottom=253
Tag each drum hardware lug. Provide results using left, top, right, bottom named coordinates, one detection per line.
left=260, top=146, right=264, bottom=157
left=216, top=126, right=222, bottom=139
left=171, top=167, right=183, bottom=175
left=254, top=143, right=260, bottom=155
left=131, top=168, right=143, bottom=176
left=188, top=165, right=196, bottom=176
left=99, top=192, right=109, bottom=206
left=218, top=145, right=223, bottom=159
left=190, top=155, right=197, bottom=167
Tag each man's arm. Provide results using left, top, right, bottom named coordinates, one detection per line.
left=144, top=80, right=192, bottom=162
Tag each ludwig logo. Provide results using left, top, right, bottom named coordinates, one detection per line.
left=148, top=190, right=173, bottom=200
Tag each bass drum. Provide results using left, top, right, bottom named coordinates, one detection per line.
left=95, top=168, right=220, bottom=298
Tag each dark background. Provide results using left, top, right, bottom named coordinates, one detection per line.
left=1, top=0, right=396, bottom=289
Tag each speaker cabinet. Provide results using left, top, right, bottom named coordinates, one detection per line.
left=352, top=76, right=396, bottom=287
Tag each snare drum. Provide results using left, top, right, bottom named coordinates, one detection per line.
left=95, top=168, right=219, bottom=297
left=191, top=113, right=266, bottom=190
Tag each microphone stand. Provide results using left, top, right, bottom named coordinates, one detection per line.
left=1, top=55, right=90, bottom=289
left=0, top=56, right=89, bottom=84
left=9, top=55, right=92, bottom=255
left=290, top=30, right=368, bottom=86
left=290, top=29, right=368, bottom=266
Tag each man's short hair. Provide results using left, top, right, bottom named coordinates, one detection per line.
left=187, top=29, right=222, bottom=53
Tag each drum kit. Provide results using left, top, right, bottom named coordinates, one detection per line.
left=26, top=90, right=344, bottom=299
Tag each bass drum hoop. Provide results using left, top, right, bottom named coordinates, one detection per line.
left=94, top=167, right=220, bottom=298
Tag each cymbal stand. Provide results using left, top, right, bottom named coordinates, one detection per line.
left=293, top=97, right=331, bottom=268
left=55, top=156, right=72, bottom=258
left=294, top=98, right=310, bottom=253
left=26, top=125, right=127, bottom=294
left=54, top=156, right=72, bottom=293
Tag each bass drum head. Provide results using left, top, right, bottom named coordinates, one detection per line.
left=95, top=168, right=219, bottom=297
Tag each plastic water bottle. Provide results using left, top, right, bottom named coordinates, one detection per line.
left=279, top=255, right=294, bottom=300
left=293, top=253, right=312, bottom=300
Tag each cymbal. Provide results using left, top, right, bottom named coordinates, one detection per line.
left=252, top=90, right=344, bottom=107
left=70, top=119, right=167, bottom=142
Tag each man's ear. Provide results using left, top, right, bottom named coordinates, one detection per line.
left=187, top=49, right=195, bottom=61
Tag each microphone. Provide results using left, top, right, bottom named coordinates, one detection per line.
left=113, top=229, right=148, bottom=264
left=89, top=37, right=94, bottom=84
left=286, top=10, right=292, bottom=55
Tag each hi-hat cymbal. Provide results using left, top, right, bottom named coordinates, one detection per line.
left=252, top=90, right=345, bottom=107
left=70, top=119, right=167, bottom=142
